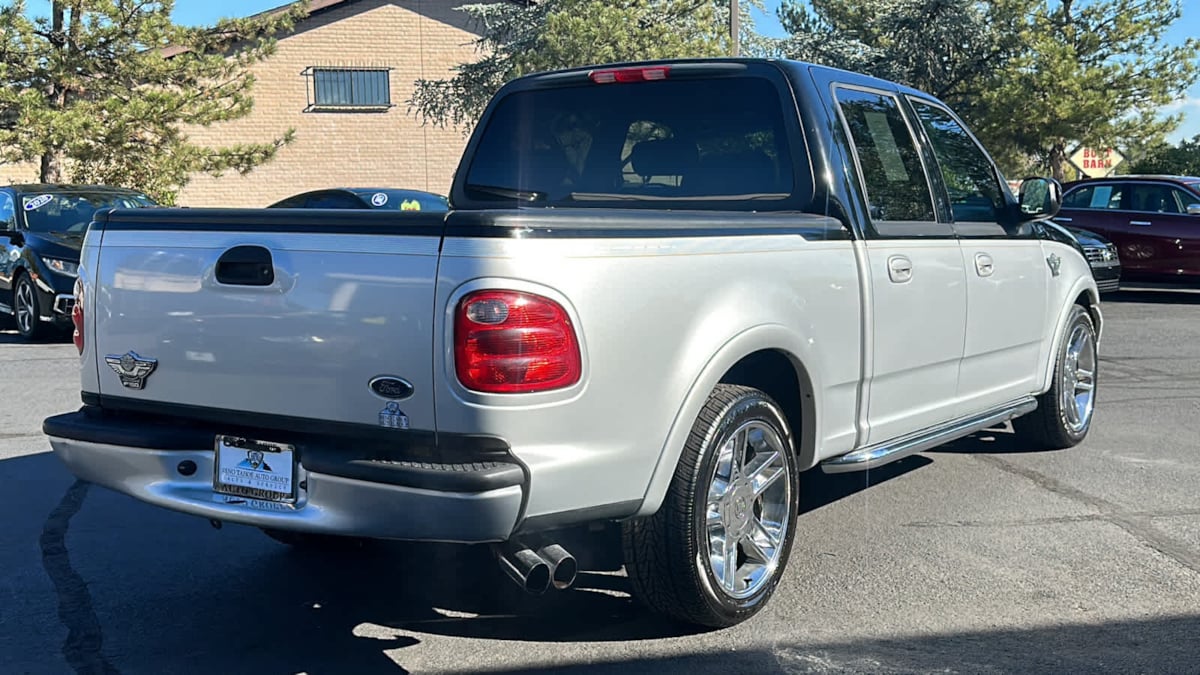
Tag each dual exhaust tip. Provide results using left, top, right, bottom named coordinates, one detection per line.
left=495, top=541, right=578, bottom=595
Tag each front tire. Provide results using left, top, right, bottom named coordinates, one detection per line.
left=622, top=384, right=799, bottom=628
left=1013, top=304, right=1098, bottom=449
left=13, top=274, right=47, bottom=341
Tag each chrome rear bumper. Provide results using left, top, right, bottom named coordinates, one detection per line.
left=47, top=437, right=524, bottom=544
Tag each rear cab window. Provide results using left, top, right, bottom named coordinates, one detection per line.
left=457, top=64, right=812, bottom=212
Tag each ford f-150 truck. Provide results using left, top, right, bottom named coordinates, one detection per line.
left=44, top=58, right=1101, bottom=628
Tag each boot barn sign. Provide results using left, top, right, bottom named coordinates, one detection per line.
left=1069, top=146, right=1126, bottom=178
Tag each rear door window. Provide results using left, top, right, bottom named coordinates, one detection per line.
left=462, top=73, right=801, bottom=209
left=1063, top=184, right=1124, bottom=210
left=833, top=87, right=942, bottom=236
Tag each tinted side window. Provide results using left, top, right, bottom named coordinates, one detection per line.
left=1128, top=183, right=1182, bottom=213
left=909, top=99, right=1005, bottom=224
left=0, top=192, right=14, bottom=228
left=305, top=193, right=366, bottom=209
left=269, top=196, right=308, bottom=208
left=1173, top=187, right=1200, bottom=211
left=1062, top=184, right=1124, bottom=210
left=834, top=88, right=937, bottom=234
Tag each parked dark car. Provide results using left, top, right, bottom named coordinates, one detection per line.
left=1042, top=220, right=1122, bottom=293
left=267, top=187, right=449, bottom=212
left=0, top=184, right=157, bottom=340
left=1056, top=175, right=1200, bottom=284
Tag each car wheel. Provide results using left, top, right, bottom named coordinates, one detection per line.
left=622, top=384, right=799, bottom=628
left=13, top=274, right=47, bottom=341
left=260, top=528, right=369, bottom=551
left=1013, top=304, right=1098, bottom=449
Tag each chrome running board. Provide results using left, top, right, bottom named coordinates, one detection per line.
left=821, top=397, right=1038, bottom=473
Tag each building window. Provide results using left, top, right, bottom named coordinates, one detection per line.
left=304, top=67, right=392, bottom=112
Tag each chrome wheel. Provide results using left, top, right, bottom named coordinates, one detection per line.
left=704, top=419, right=792, bottom=600
left=15, top=280, right=35, bottom=335
left=1061, top=322, right=1096, bottom=433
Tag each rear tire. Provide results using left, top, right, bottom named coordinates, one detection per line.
left=1013, top=304, right=1098, bottom=449
left=622, top=384, right=799, bottom=628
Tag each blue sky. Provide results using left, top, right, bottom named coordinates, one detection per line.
left=25, top=0, right=1200, bottom=142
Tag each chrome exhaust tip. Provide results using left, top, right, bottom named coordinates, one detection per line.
left=536, top=543, right=578, bottom=591
left=495, top=544, right=551, bottom=595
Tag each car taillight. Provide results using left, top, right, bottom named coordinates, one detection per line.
left=71, top=276, right=84, bottom=355
left=589, top=66, right=670, bottom=84
left=454, top=290, right=581, bottom=394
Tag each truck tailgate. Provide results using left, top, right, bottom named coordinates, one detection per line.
left=88, top=209, right=443, bottom=432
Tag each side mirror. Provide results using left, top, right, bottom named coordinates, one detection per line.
left=1018, top=176, right=1062, bottom=220
left=1187, top=203, right=1200, bottom=216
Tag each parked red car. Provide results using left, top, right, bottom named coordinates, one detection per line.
left=1055, top=175, right=1200, bottom=284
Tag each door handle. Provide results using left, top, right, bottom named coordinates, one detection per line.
left=215, top=245, right=275, bottom=286
left=887, top=255, right=913, bottom=283
left=1130, top=220, right=1152, bottom=227
left=974, top=253, right=995, bottom=277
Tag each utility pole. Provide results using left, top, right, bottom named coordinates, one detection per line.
left=731, top=0, right=740, bottom=56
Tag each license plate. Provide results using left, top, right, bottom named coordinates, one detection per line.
left=213, top=435, right=296, bottom=503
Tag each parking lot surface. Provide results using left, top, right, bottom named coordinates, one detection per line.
left=2, top=288, right=1199, bottom=674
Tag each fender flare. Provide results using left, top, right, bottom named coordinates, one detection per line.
left=633, top=323, right=824, bottom=518
left=1039, top=277, right=1102, bottom=393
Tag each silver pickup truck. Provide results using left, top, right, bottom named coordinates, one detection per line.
left=44, top=58, right=1101, bottom=628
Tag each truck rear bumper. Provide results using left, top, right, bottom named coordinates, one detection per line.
left=44, top=408, right=526, bottom=544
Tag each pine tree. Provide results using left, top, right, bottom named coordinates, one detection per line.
left=777, top=0, right=1200, bottom=181
left=0, top=0, right=308, bottom=204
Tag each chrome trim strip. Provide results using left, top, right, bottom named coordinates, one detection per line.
left=0, top=302, right=11, bottom=315
left=820, top=397, right=1039, bottom=473
left=53, top=294, right=75, bottom=314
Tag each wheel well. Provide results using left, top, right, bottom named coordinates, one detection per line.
left=1074, top=290, right=1101, bottom=331
left=8, top=266, right=24, bottom=304
left=718, top=349, right=816, bottom=468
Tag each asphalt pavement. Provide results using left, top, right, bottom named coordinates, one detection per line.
left=2, top=288, right=1199, bottom=674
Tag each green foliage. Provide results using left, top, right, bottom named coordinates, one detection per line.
left=976, top=0, right=1200, bottom=180
left=409, top=0, right=773, bottom=132
left=777, top=0, right=1200, bottom=182
left=1129, top=134, right=1200, bottom=175
left=778, top=0, right=1028, bottom=103
left=0, top=0, right=307, bottom=204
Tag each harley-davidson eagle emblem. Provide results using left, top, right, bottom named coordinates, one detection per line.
left=105, top=351, right=158, bottom=389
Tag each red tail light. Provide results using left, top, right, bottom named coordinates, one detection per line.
left=454, top=290, right=582, bottom=394
left=589, top=66, right=670, bottom=84
left=71, top=276, right=84, bottom=355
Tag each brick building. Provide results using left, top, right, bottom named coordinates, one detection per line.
left=179, top=0, right=484, bottom=207
left=1, top=0, right=486, bottom=207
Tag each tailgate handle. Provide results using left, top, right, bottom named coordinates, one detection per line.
left=216, top=245, right=275, bottom=286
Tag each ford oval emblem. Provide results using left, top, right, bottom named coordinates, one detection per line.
left=369, top=376, right=414, bottom=400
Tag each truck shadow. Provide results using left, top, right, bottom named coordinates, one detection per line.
left=2, top=440, right=963, bottom=674
left=798, top=454, right=931, bottom=515
left=1, top=451, right=698, bottom=674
